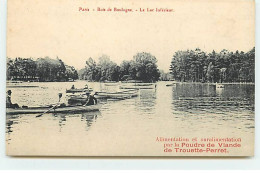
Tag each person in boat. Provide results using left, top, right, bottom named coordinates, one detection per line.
left=84, top=84, right=89, bottom=89
left=84, top=91, right=97, bottom=106
left=6, top=90, right=19, bottom=108
left=71, top=85, right=75, bottom=89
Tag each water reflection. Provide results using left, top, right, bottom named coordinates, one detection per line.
left=6, top=120, right=14, bottom=133
left=53, top=111, right=102, bottom=131
left=58, top=114, right=67, bottom=130
left=6, top=111, right=102, bottom=139
left=136, top=89, right=157, bottom=114
left=168, top=83, right=254, bottom=133
left=5, top=81, right=255, bottom=154
left=174, top=83, right=216, bottom=97
left=81, top=112, right=101, bottom=130
left=172, top=83, right=254, bottom=112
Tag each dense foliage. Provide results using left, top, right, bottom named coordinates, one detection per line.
left=170, top=48, right=255, bottom=83
left=7, top=57, right=78, bottom=82
left=8, top=48, right=253, bottom=83
left=80, top=52, right=160, bottom=82
left=159, top=70, right=171, bottom=81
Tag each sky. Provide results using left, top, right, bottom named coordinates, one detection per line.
left=7, top=0, right=255, bottom=72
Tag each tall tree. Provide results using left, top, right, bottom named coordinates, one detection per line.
left=130, top=52, right=160, bottom=82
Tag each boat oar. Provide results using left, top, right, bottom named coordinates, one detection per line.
left=36, top=93, right=63, bottom=118
left=35, top=103, right=59, bottom=118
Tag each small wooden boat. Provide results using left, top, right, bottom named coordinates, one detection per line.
left=103, top=81, right=118, bottom=83
left=166, top=83, right=176, bottom=86
left=120, top=85, right=155, bottom=89
left=95, top=91, right=138, bottom=99
left=104, top=83, right=119, bottom=86
left=6, top=85, right=39, bottom=88
left=66, top=88, right=93, bottom=93
left=6, top=104, right=100, bottom=115
left=68, top=89, right=139, bottom=100
left=132, top=83, right=154, bottom=86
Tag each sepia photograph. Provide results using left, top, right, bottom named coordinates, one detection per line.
left=5, top=0, right=255, bottom=156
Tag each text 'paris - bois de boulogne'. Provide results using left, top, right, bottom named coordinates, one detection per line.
left=78, top=7, right=174, bottom=13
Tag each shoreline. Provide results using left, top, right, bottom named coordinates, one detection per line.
left=6, top=80, right=255, bottom=85
left=170, top=81, right=255, bottom=85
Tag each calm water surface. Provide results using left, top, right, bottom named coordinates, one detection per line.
left=6, top=81, right=255, bottom=156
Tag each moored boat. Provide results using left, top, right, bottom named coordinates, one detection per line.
left=166, top=83, right=176, bottom=86
left=132, top=83, right=154, bottom=86
left=95, top=91, right=138, bottom=99
left=104, top=83, right=119, bottom=86
left=66, top=88, right=93, bottom=93
left=6, top=104, right=100, bottom=115
left=120, top=85, right=154, bottom=89
left=68, top=89, right=139, bottom=100
left=6, top=85, right=39, bottom=88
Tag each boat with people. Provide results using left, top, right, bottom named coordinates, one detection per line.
left=6, top=104, right=101, bottom=115
left=66, top=84, right=93, bottom=93
left=68, top=89, right=139, bottom=101
left=66, top=88, right=93, bottom=93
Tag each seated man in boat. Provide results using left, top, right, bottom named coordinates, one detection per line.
left=71, top=85, right=75, bottom=89
left=84, top=92, right=97, bottom=106
left=6, top=90, right=19, bottom=108
left=84, top=84, right=89, bottom=89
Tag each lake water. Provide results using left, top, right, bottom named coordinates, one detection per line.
left=6, top=81, right=255, bottom=156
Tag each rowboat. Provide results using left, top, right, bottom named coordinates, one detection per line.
left=6, top=104, right=100, bottom=115
left=95, top=91, right=138, bottom=99
left=132, top=83, right=154, bottom=86
left=6, top=85, right=39, bottom=88
left=68, top=89, right=139, bottom=100
left=120, top=85, right=155, bottom=89
left=66, top=88, right=93, bottom=93
left=166, top=83, right=176, bottom=86
left=104, top=83, right=119, bottom=86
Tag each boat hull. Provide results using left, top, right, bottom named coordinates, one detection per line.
left=166, top=84, right=176, bottom=86
left=6, top=105, right=100, bottom=115
left=120, top=86, right=154, bottom=89
left=66, top=88, right=93, bottom=93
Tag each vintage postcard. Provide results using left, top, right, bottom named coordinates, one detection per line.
left=6, top=0, right=255, bottom=156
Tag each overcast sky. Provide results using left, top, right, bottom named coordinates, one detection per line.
left=7, top=0, right=255, bottom=72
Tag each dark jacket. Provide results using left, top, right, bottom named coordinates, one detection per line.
left=6, top=95, right=12, bottom=108
left=86, top=95, right=97, bottom=105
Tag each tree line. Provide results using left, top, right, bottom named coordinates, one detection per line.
left=7, top=57, right=78, bottom=82
left=7, top=48, right=254, bottom=83
left=170, top=47, right=255, bottom=83
left=79, top=52, right=161, bottom=82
